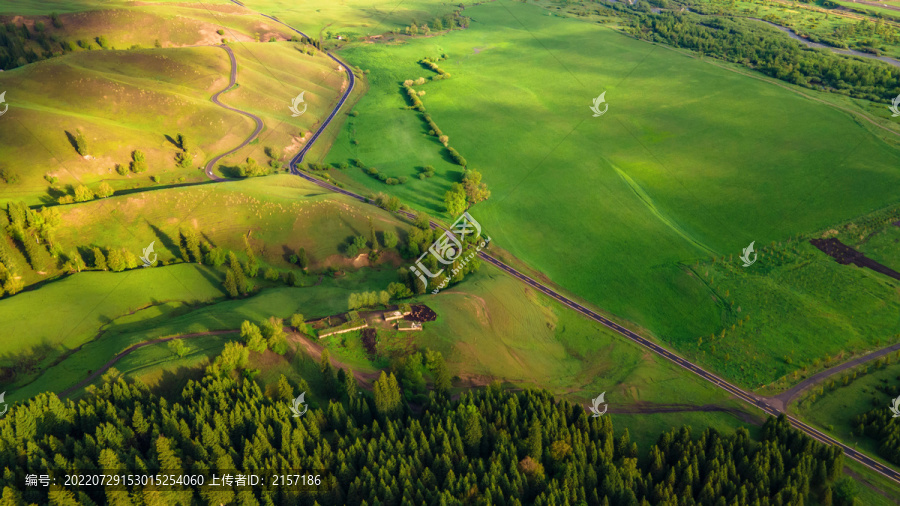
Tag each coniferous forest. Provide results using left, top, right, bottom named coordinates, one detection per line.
left=0, top=359, right=859, bottom=506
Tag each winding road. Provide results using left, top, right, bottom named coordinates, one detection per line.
left=203, top=45, right=265, bottom=181
left=181, top=0, right=900, bottom=487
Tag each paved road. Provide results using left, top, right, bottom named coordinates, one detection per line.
left=224, top=2, right=357, bottom=170
left=204, top=45, right=265, bottom=180
left=229, top=0, right=900, bottom=486
left=771, top=341, right=900, bottom=411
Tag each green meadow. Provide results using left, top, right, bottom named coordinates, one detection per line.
left=0, top=34, right=343, bottom=204
left=0, top=175, right=413, bottom=394
left=217, top=0, right=476, bottom=39
left=323, top=0, right=900, bottom=385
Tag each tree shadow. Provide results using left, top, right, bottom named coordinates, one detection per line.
left=0, top=343, right=57, bottom=389
left=151, top=365, right=209, bottom=398
left=282, top=244, right=296, bottom=263
left=146, top=222, right=183, bottom=261
left=221, top=165, right=244, bottom=178
left=163, top=134, right=180, bottom=149
left=39, top=185, right=69, bottom=205
left=64, top=131, right=80, bottom=154
left=195, top=264, right=224, bottom=289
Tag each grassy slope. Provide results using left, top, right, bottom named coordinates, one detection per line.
left=221, top=0, right=477, bottom=39
left=323, top=0, right=900, bottom=383
left=0, top=35, right=341, bottom=204
left=0, top=175, right=412, bottom=391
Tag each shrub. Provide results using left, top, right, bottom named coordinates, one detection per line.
left=0, top=168, right=20, bottom=184
left=385, top=178, right=399, bottom=185
left=115, top=164, right=127, bottom=176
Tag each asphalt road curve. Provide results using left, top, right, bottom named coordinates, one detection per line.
left=231, top=4, right=357, bottom=168
left=204, top=45, right=265, bottom=181
left=233, top=0, right=900, bottom=486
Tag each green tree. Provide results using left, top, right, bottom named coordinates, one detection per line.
left=106, top=248, right=126, bottom=272
left=262, top=316, right=287, bottom=355
left=321, top=349, right=337, bottom=397
left=73, top=185, right=95, bottom=202
left=168, top=339, right=188, bottom=358
left=373, top=371, right=403, bottom=418
left=216, top=342, right=249, bottom=371
left=240, top=320, right=267, bottom=353
left=243, top=237, right=259, bottom=277
left=460, top=404, right=482, bottom=454
left=296, top=248, right=309, bottom=269
left=353, top=235, right=368, bottom=250
left=73, top=130, right=88, bottom=156
left=462, top=169, right=490, bottom=205
left=443, top=183, right=467, bottom=216
left=224, top=269, right=239, bottom=298
left=426, top=349, right=451, bottom=395
left=383, top=230, right=398, bottom=249
left=130, top=150, right=148, bottom=173
left=290, top=314, right=307, bottom=334
left=528, top=420, right=542, bottom=459
left=96, top=182, right=114, bottom=198
left=91, top=247, right=107, bottom=270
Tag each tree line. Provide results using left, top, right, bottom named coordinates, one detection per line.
left=625, top=11, right=900, bottom=102
left=0, top=16, right=70, bottom=70
left=850, top=377, right=900, bottom=466
left=0, top=345, right=860, bottom=505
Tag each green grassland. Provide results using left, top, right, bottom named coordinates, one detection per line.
left=681, top=237, right=900, bottom=389
left=309, top=264, right=758, bottom=447
left=0, top=37, right=342, bottom=204
left=0, top=175, right=412, bottom=393
left=322, top=0, right=900, bottom=386
left=217, top=0, right=477, bottom=40
left=794, top=362, right=900, bottom=472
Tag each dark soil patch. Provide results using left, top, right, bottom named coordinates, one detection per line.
left=361, top=328, right=377, bottom=356
left=406, top=304, right=437, bottom=322
left=810, top=238, right=900, bottom=281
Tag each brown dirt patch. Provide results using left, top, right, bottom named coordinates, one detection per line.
left=810, top=238, right=900, bottom=281
left=406, top=304, right=436, bottom=322
left=361, top=328, right=377, bottom=356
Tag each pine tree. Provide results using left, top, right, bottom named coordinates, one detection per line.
left=224, top=269, right=239, bottom=298
left=91, top=247, right=107, bottom=270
